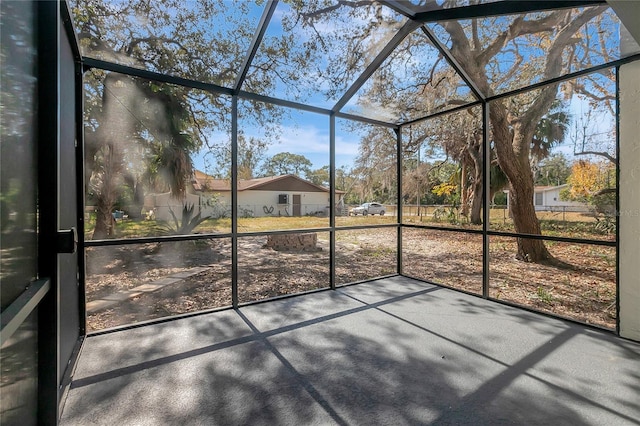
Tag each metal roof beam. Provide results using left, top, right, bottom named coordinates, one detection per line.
left=377, top=0, right=417, bottom=19
left=399, top=101, right=482, bottom=128
left=82, top=57, right=401, bottom=128
left=421, top=25, right=485, bottom=101
left=237, top=90, right=331, bottom=115
left=334, top=111, right=399, bottom=129
left=233, top=0, right=278, bottom=94
left=332, top=19, right=421, bottom=113
left=82, top=57, right=235, bottom=96
left=413, top=0, right=606, bottom=23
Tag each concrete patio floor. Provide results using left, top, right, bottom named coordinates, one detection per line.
left=60, top=276, right=640, bottom=425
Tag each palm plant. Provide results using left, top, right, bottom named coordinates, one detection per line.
left=165, top=203, right=210, bottom=235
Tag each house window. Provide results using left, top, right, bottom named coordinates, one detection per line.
left=535, top=192, right=543, bottom=206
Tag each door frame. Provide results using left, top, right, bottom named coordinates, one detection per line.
left=292, top=194, right=302, bottom=216
left=37, top=2, right=84, bottom=423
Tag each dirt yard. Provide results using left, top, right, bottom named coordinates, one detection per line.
left=85, top=228, right=616, bottom=332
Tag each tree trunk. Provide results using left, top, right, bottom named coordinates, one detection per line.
left=467, top=139, right=483, bottom=225
left=131, top=181, right=145, bottom=220
left=507, top=179, right=551, bottom=261
left=93, top=200, right=115, bottom=239
left=91, top=73, right=129, bottom=239
left=491, top=102, right=552, bottom=262
left=126, top=175, right=145, bottom=220
left=460, top=161, right=470, bottom=217
left=92, top=145, right=120, bottom=239
left=470, top=167, right=483, bottom=225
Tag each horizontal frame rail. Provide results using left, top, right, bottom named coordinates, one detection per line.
left=401, top=223, right=616, bottom=246
left=82, top=58, right=401, bottom=128
left=86, top=224, right=404, bottom=248
left=487, top=230, right=616, bottom=247
left=86, top=223, right=615, bottom=247
left=413, top=0, right=606, bottom=23
left=485, top=54, right=640, bottom=104
left=85, top=232, right=234, bottom=247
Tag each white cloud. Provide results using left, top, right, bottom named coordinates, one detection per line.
left=335, top=134, right=360, bottom=156
left=267, top=124, right=329, bottom=155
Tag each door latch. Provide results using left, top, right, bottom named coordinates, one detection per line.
left=57, top=227, right=77, bottom=254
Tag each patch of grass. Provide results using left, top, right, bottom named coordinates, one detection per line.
left=360, top=246, right=395, bottom=258
left=536, top=286, right=555, bottom=305
left=238, top=216, right=330, bottom=232
left=589, top=248, right=616, bottom=267
left=85, top=217, right=231, bottom=239
left=84, top=219, right=167, bottom=239
left=85, top=210, right=614, bottom=242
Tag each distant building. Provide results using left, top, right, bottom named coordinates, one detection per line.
left=193, top=171, right=345, bottom=218
left=504, top=184, right=591, bottom=212
left=145, top=170, right=345, bottom=220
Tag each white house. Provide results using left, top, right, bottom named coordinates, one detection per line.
left=145, top=171, right=345, bottom=221
left=532, top=184, right=591, bottom=212
left=505, top=184, right=591, bottom=213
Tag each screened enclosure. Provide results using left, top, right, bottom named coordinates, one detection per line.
left=68, top=0, right=638, bottom=332
left=2, top=1, right=640, bottom=423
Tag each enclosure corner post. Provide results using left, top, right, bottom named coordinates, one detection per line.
left=396, top=126, right=403, bottom=275
left=482, top=101, right=490, bottom=298
left=231, top=95, right=239, bottom=308
left=330, top=113, right=336, bottom=290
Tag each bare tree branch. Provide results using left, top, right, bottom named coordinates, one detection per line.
left=594, top=187, right=616, bottom=196
left=520, top=7, right=607, bottom=133
left=477, top=13, right=564, bottom=68
left=575, top=150, right=617, bottom=165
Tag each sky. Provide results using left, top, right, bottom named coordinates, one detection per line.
left=191, top=110, right=366, bottom=175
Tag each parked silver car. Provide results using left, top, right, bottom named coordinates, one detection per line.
left=350, top=202, right=385, bottom=216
